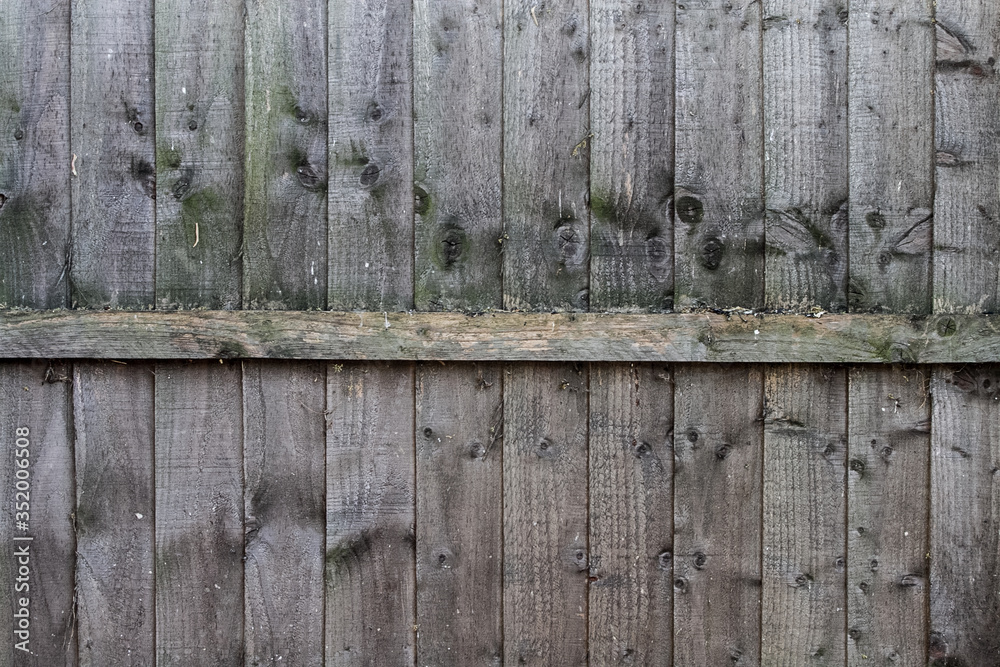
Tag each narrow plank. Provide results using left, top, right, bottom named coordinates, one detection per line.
left=0, top=0, right=70, bottom=309
left=674, top=0, right=764, bottom=310
left=155, top=361, right=244, bottom=665
left=69, top=0, right=156, bottom=308
left=846, top=366, right=929, bottom=665
left=847, top=0, right=933, bottom=314
left=243, top=361, right=326, bottom=664
left=588, top=1, right=674, bottom=312
left=0, top=362, right=76, bottom=665
left=413, top=0, right=503, bottom=311
left=762, top=365, right=846, bottom=665
left=930, top=366, right=1000, bottom=664
left=933, top=7, right=1000, bottom=314
left=415, top=362, right=503, bottom=665
left=155, top=0, right=244, bottom=309
left=244, top=0, right=328, bottom=310
left=502, top=0, right=590, bottom=311
left=673, top=364, right=763, bottom=666
left=762, top=0, right=848, bottom=311
left=73, top=362, right=155, bottom=665
left=328, top=0, right=414, bottom=311
left=504, top=363, right=588, bottom=664
left=589, top=363, right=673, bottom=664
left=326, top=362, right=415, bottom=665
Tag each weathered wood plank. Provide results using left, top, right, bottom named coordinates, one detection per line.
left=155, top=361, right=244, bottom=665
left=0, top=0, right=70, bottom=309
left=326, top=362, right=415, bottom=665
left=933, top=8, right=1000, bottom=314
left=244, top=0, right=327, bottom=310
left=589, top=1, right=673, bottom=312
left=69, top=0, right=156, bottom=308
left=502, top=0, right=590, bottom=311
left=155, top=0, right=244, bottom=309
left=762, top=0, right=848, bottom=311
left=930, top=366, right=1000, bottom=664
left=243, top=361, right=326, bottom=665
left=847, top=0, right=934, bottom=314
left=415, top=362, right=503, bottom=665
left=589, top=363, right=673, bottom=664
left=504, top=363, right=588, bottom=664
left=328, top=0, right=414, bottom=311
left=762, top=365, right=846, bottom=665
left=673, top=364, right=763, bottom=666
left=674, top=0, right=763, bottom=310
left=846, top=366, right=929, bottom=666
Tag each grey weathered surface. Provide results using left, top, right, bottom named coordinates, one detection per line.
left=0, top=0, right=70, bottom=309
left=847, top=0, right=934, bottom=314
left=589, top=363, right=673, bottom=664
left=762, top=0, right=848, bottom=311
left=503, top=363, right=588, bottom=665
left=415, top=362, right=503, bottom=666
left=846, top=366, right=929, bottom=666
left=155, top=0, right=244, bottom=309
left=326, top=362, right=415, bottom=665
left=244, top=0, right=327, bottom=310
left=69, top=0, right=156, bottom=308
left=155, top=361, right=244, bottom=665
left=243, top=361, right=326, bottom=665
left=328, top=0, right=413, bottom=311
left=673, top=364, right=763, bottom=666
left=502, top=0, right=590, bottom=311
left=589, top=1, right=673, bottom=312
left=762, top=366, right=846, bottom=665
left=674, top=0, right=763, bottom=310
left=73, top=362, right=155, bottom=666
left=930, top=367, right=1000, bottom=664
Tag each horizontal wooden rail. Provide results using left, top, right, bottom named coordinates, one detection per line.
left=0, top=310, right=996, bottom=363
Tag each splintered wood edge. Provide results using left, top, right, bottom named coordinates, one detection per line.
left=0, top=310, right=992, bottom=363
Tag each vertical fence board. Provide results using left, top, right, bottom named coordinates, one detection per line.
left=673, top=365, right=763, bottom=666
left=69, top=0, right=156, bottom=308
left=589, top=2, right=674, bottom=312
left=589, top=363, right=673, bottom=664
left=502, top=0, right=590, bottom=312
left=762, top=366, right=846, bottom=665
left=154, top=361, right=244, bottom=665
left=326, top=362, right=415, bottom=665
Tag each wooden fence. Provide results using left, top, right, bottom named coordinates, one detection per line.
left=2, top=0, right=999, bottom=665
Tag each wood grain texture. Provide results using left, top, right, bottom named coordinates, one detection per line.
left=589, top=363, right=673, bottom=664
left=328, top=0, right=414, bottom=311
left=762, top=0, right=848, bottom=311
left=415, top=363, right=503, bottom=666
left=155, top=0, right=244, bottom=309
left=503, top=363, right=588, bottom=665
left=930, top=366, right=1000, bottom=665
left=155, top=361, right=244, bottom=665
left=673, top=364, right=763, bottom=666
left=933, top=7, right=1000, bottom=314
left=0, top=0, right=70, bottom=309
left=589, top=1, right=674, bottom=312
left=846, top=366, right=929, bottom=666
left=674, top=0, right=764, bottom=310
left=847, top=0, right=933, bottom=314
left=69, top=0, right=156, bottom=308
left=762, top=365, right=846, bottom=665
left=502, top=0, right=590, bottom=311
left=73, top=362, right=154, bottom=666
left=244, top=0, right=328, bottom=310
left=413, top=0, right=503, bottom=311
left=326, top=362, right=415, bottom=665
left=243, top=361, right=326, bottom=665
